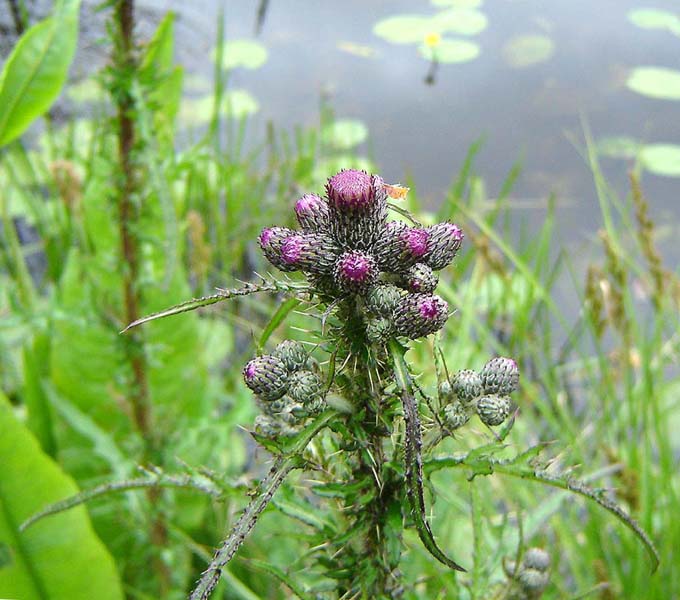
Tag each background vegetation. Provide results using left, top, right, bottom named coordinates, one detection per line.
left=0, top=1, right=678, bottom=598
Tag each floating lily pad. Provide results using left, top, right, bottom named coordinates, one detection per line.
left=180, top=90, right=259, bottom=125
left=641, top=144, right=680, bottom=177
left=212, top=39, right=268, bottom=70
left=432, top=8, right=488, bottom=35
left=502, top=34, right=554, bottom=67
left=322, top=119, right=369, bottom=150
left=627, top=9, right=680, bottom=36
left=596, top=136, right=641, bottom=160
left=373, top=14, right=440, bottom=44
left=432, top=0, right=483, bottom=7
left=626, top=66, right=680, bottom=100
left=67, top=79, right=106, bottom=104
left=312, top=156, right=376, bottom=188
left=419, top=38, right=480, bottom=63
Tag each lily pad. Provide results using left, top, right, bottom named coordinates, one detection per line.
left=627, top=9, right=680, bottom=36
left=213, top=39, right=268, bottom=70
left=373, top=14, right=440, bottom=44
left=641, top=144, right=680, bottom=177
left=67, top=79, right=106, bottom=104
left=419, top=38, right=480, bottom=63
left=322, top=119, right=369, bottom=150
left=432, top=0, right=483, bottom=7
left=596, top=136, right=641, bottom=160
left=180, top=89, right=259, bottom=125
left=626, top=66, right=680, bottom=100
left=432, top=8, right=488, bottom=36
left=502, top=34, right=554, bottom=68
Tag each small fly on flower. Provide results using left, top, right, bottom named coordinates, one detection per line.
left=384, top=183, right=410, bottom=200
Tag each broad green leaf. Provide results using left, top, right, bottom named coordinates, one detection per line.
left=213, top=39, right=268, bottom=70
left=432, top=8, right=488, bottom=36
left=626, top=66, right=680, bottom=100
left=0, top=0, right=81, bottom=146
left=0, top=394, right=124, bottom=600
left=322, top=119, right=369, bottom=150
left=140, top=11, right=176, bottom=76
left=373, top=14, right=440, bottom=44
left=627, top=8, right=680, bottom=36
left=419, top=38, right=480, bottom=63
left=502, top=34, right=554, bottom=68
left=641, top=143, right=680, bottom=177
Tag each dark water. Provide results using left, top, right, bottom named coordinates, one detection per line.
left=164, top=0, right=680, bottom=258
left=2, top=0, right=679, bottom=263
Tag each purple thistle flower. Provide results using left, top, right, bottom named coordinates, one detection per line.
left=402, top=263, right=439, bottom=294
left=334, top=250, right=378, bottom=294
left=393, top=293, right=449, bottom=339
left=326, top=169, right=375, bottom=212
left=259, top=226, right=298, bottom=271
left=402, top=228, right=429, bottom=258
left=423, top=222, right=464, bottom=271
left=295, top=194, right=330, bottom=232
left=262, top=231, right=338, bottom=274
left=243, top=355, right=290, bottom=401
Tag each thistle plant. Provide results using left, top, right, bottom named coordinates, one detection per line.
left=23, top=169, right=659, bottom=598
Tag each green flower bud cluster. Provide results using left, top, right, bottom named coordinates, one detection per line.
left=243, top=340, right=325, bottom=437
left=439, top=357, right=520, bottom=432
left=505, top=547, right=551, bottom=600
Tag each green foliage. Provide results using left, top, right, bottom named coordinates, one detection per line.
left=0, top=0, right=81, bottom=147
left=0, top=394, right=124, bottom=599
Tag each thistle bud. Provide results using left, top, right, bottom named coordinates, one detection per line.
left=402, top=262, right=439, bottom=294
left=333, top=250, right=378, bottom=294
left=273, top=340, right=308, bottom=372
left=423, top=222, right=464, bottom=270
left=279, top=233, right=339, bottom=274
left=443, top=401, right=470, bottom=430
left=288, top=369, right=323, bottom=405
left=253, top=414, right=281, bottom=437
left=393, top=293, right=449, bottom=339
left=295, top=194, right=330, bottom=232
left=517, top=568, right=550, bottom=593
left=366, top=317, right=394, bottom=345
left=480, top=357, right=520, bottom=395
left=243, top=355, right=289, bottom=401
left=476, top=394, right=512, bottom=426
left=438, top=380, right=453, bottom=401
left=365, top=284, right=402, bottom=317
left=259, top=226, right=297, bottom=271
left=451, top=369, right=483, bottom=404
left=523, top=548, right=550, bottom=572
left=326, top=170, right=387, bottom=250
left=374, top=221, right=430, bottom=272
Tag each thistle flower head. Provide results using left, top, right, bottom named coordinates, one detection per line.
left=393, top=293, right=449, bottom=339
left=476, top=394, right=512, bottom=426
left=288, top=369, right=324, bottom=405
left=243, top=355, right=289, bottom=401
left=523, top=548, right=551, bottom=572
left=273, top=340, right=308, bottom=372
left=259, top=226, right=297, bottom=271
left=402, top=262, right=439, bottom=294
left=451, top=369, right=483, bottom=404
left=274, top=233, right=338, bottom=274
left=480, top=356, right=520, bottom=396
left=443, top=401, right=470, bottom=430
left=334, top=250, right=378, bottom=294
left=295, top=193, right=330, bottom=232
left=365, top=317, right=394, bottom=345
left=326, top=169, right=375, bottom=212
left=424, top=222, right=464, bottom=270
left=402, top=227, right=429, bottom=258
left=365, top=283, right=403, bottom=317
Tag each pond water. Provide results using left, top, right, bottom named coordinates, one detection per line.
left=173, top=0, right=680, bottom=269
left=3, top=0, right=680, bottom=265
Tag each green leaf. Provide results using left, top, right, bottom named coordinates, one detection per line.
left=0, top=0, right=81, bottom=147
left=502, top=34, right=554, bottom=68
left=321, top=119, right=369, bottom=150
left=627, top=9, right=680, bottom=36
left=626, top=66, right=680, bottom=100
left=0, top=393, right=124, bottom=600
left=641, top=143, right=680, bottom=177
left=213, top=39, right=268, bottom=70
left=419, top=38, right=480, bottom=63
left=373, top=14, right=440, bottom=44
left=258, top=297, right=302, bottom=352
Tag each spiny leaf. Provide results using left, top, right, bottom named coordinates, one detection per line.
left=389, top=340, right=467, bottom=572
left=20, top=471, right=225, bottom=531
